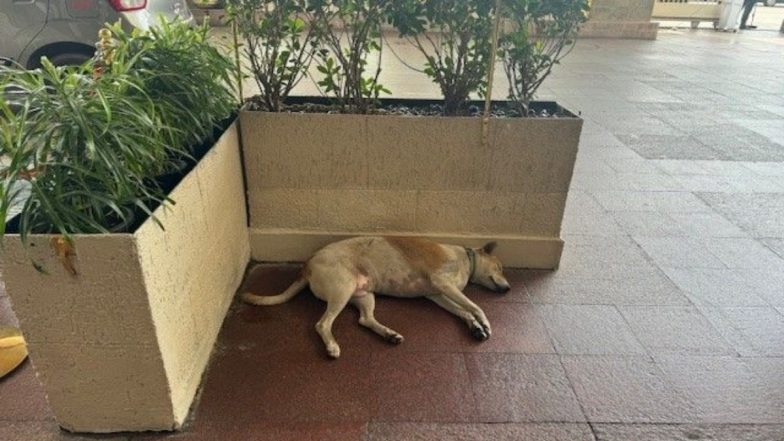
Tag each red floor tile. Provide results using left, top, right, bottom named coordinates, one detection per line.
left=0, top=361, right=53, bottom=422
left=368, top=422, right=594, bottom=441
left=0, top=294, right=19, bottom=328
left=370, top=352, right=477, bottom=422
left=139, top=421, right=367, bottom=441
left=465, top=353, right=584, bottom=423
left=195, top=349, right=375, bottom=424
left=0, top=421, right=126, bottom=441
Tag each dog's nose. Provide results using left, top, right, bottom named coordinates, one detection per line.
left=497, top=284, right=511, bottom=293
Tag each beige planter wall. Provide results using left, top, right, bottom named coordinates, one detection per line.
left=580, top=0, right=659, bottom=40
left=241, top=111, right=582, bottom=269
left=0, top=122, right=250, bottom=433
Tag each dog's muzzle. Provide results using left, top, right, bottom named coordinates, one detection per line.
left=493, top=280, right=511, bottom=293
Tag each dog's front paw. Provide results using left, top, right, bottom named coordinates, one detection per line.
left=470, top=326, right=489, bottom=341
left=386, top=333, right=404, bottom=345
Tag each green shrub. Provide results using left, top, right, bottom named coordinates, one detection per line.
left=500, top=0, right=590, bottom=115
left=388, top=0, right=495, bottom=116
left=226, top=0, right=320, bottom=112
left=308, top=0, right=392, bottom=113
left=0, top=21, right=237, bottom=242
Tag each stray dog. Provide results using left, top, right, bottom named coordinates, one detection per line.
left=242, top=236, right=511, bottom=358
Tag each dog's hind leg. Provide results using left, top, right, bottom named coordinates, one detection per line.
left=309, top=269, right=356, bottom=359
left=427, top=295, right=489, bottom=341
left=351, top=294, right=404, bottom=345
left=315, top=300, right=349, bottom=359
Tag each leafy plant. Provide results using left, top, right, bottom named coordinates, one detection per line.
left=225, top=0, right=320, bottom=112
left=0, top=20, right=237, bottom=243
left=388, top=0, right=495, bottom=116
left=500, top=0, right=590, bottom=115
left=307, top=0, right=392, bottom=113
left=108, top=20, right=237, bottom=148
left=0, top=61, right=174, bottom=240
left=192, top=0, right=225, bottom=8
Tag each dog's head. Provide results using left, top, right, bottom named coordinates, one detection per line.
left=471, top=242, right=511, bottom=293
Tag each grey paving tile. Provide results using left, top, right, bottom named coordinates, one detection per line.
left=701, top=307, right=784, bottom=357
left=525, top=271, right=691, bottom=307
left=612, top=211, right=687, bottom=237
left=633, top=237, right=726, bottom=269
left=743, top=162, right=784, bottom=177
left=738, top=268, right=784, bottom=307
left=616, top=134, right=718, bottom=161
left=590, top=191, right=711, bottom=213
left=602, top=115, right=684, bottom=137
left=698, top=192, right=784, bottom=238
left=665, top=212, right=749, bottom=238
left=651, top=160, right=756, bottom=177
left=538, top=305, right=646, bottom=355
left=604, top=158, right=668, bottom=175
left=762, top=238, right=784, bottom=259
left=559, top=234, right=651, bottom=267
left=655, top=355, right=784, bottom=424
left=673, top=175, right=743, bottom=193
left=688, top=125, right=784, bottom=162
left=660, top=267, right=769, bottom=307
left=704, top=238, right=784, bottom=268
left=736, top=119, right=784, bottom=141
left=465, top=354, right=585, bottom=423
left=368, top=422, right=595, bottom=441
left=561, top=356, right=699, bottom=423
left=561, top=191, right=626, bottom=236
left=562, top=210, right=626, bottom=236
left=593, top=423, right=784, bottom=441
left=619, top=306, right=734, bottom=356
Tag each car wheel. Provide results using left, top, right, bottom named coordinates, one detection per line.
left=765, top=0, right=777, bottom=6
left=46, top=52, right=93, bottom=68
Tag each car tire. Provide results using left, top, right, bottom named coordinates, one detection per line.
left=46, top=52, right=93, bottom=68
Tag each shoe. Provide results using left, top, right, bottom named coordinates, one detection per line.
left=0, top=328, right=27, bottom=379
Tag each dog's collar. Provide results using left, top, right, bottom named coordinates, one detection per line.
left=465, top=247, right=476, bottom=280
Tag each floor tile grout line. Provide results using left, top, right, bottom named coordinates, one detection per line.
left=554, top=353, right=591, bottom=425
left=612, top=304, right=656, bottom=363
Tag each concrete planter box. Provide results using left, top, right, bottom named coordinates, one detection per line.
left=0, top=122, right=250, bottom=433
left=241, top=100, right=582, bottom=269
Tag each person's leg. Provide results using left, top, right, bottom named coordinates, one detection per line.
left=740, top=0, right=756, bottom=29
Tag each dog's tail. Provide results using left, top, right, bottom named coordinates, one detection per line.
left=241, top=278, right=308, bottom=306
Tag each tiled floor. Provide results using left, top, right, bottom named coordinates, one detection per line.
left=3, top=22, right=784, bottom=441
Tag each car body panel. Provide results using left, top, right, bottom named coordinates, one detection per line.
left=0, top=0, right=49, bottom=66
left=1, top=0, right=193, bottom=68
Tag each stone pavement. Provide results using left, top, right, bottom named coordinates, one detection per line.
left=1, top=27, right=784, bottom=440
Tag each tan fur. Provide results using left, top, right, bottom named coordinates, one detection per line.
left=383, top=236, right=449, bottom=274
left=242, top=236, right=510, bottom=359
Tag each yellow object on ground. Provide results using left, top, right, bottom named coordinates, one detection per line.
left=0, top=327, right=28, bottom=379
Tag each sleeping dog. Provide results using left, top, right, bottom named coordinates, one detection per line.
left=242, top=236, right=511, bottom=358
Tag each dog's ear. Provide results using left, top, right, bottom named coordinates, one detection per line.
left=482, top=241, right=498, bottom=255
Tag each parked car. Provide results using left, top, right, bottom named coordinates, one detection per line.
left=0, top=0, right=192, bottom=69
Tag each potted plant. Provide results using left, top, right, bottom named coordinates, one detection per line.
left=233, top=0, right=589, bottom=269
left=0, top=21, right=249, bottom=433
left=189, top=0, right=230, bottom=27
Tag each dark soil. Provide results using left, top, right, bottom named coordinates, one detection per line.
left=245, top=96, right=576, bottom=118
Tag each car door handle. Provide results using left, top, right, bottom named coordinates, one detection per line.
left=12, top=0, right=38, bottom=4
